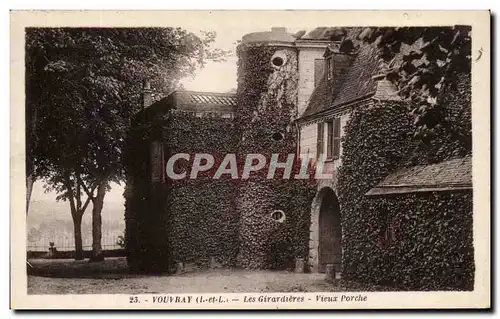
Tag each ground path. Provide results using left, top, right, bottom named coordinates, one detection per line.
left=27, top=258, right=389, bottom=294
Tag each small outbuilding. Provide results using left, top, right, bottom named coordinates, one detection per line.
left=363, top=156, right=474, bottom=291
left=366, top=156, right=472, bottom=196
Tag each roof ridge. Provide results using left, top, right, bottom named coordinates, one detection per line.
left=174, top=90, right=237, bottom=97
left=366, top=156, right=472, bottom=196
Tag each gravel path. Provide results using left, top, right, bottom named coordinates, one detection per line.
left=27, top=258, right=390, bottom=294
left=28, top=269, right=347, bottom=294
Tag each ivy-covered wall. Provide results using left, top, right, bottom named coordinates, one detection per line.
left=337, top=96, right=474, bottom=290
left=235, top=43, right=316, bottom=269
left=124, top=112, right=241, bottom=272
left=165, top=114, right=241, bottom=267
left=125, top=45, right=317, bottom=271
left=375, top=191, right=473, bottom=290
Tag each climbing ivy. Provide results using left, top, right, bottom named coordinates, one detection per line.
left=124, top=112, right=240, bottom=272
left=235, top=43, right=316, bottom=269
left=165, top=114, right=241, bottom=267
left=124, top=103, right=316, bottom=272
left=337, top=99, right=474, bottom=290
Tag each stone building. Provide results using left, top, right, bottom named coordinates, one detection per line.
left=125, top=27, right=473, bottom=289
left=125, top=27, right=338, bottom=272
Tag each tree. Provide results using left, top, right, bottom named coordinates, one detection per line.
left=26, top=28, right=228, bottom=260
left=358, top=26, right=471, bottom=147
left=40, top=172, right=94, bottom=260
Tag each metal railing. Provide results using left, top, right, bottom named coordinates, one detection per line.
left=27, top=244, right=123, bottom=252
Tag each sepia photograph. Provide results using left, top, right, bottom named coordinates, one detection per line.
left=11, top=10, right=490, bottom=309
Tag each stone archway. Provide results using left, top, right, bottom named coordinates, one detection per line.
left=308, top=187, right=342, bottom=273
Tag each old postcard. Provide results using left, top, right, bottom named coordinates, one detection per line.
left=11, top=10, right=490, bottom=310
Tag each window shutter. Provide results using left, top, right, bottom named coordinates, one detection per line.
left=326, top=121, right=333, bottom=159
left=333, top=118, right=341, bottom=158
left=316, top=122, right=324, bottom=159
left=327, top=57, right=334, bottom=80
left=314, top=59, right=325, bottom=87
left=150, top=141, right=164, bottom=183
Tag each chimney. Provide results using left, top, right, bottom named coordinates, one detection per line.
left=372, top=73, right=401, bottom=101
left=371, top=58, right=401, bottom=101
left=141, top=79, right=153, bottom=109
left=271, top=27, right=287, bottom=33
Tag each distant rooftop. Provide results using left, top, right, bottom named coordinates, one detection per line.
left=171, top=90, right=237, bottom=115
left=173, top=91, right=237, bottom=107
left=300, top=27, right=348, bottom=41
left=138, top=90, right=237, bottom=121
left=365, top=156, right=472, bottom=196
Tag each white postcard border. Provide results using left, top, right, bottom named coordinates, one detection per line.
left=10, top=10, right=491, bottom=310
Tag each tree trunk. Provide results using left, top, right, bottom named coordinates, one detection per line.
left=26, top=173, right=34, bottom=214
left=26, top=98, right=37, bottom=215
left=72, top=214, right=84, bottom=260
left=90, top=182, right=106, bottom=262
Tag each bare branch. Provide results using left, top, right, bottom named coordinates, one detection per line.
left=77, top=174, right=96, bottom=200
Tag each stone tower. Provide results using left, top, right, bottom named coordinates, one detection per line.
left=235, top=28, right=315, bottom=269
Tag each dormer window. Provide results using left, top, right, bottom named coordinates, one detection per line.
left=327, top=56, right=334, bottom=80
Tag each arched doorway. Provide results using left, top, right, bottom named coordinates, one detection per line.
left=318, top=188, right=342, bottom=273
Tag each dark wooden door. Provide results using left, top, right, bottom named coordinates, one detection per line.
left=318, top=191, right=342, bottom=273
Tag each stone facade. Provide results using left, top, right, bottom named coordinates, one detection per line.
left=296, top=41, right=399, bottom=272
left=235, top=31, right=312, bottom=269
left=298, top=109, right=350, bottom=272
left=128, top=27, right=404, bottom=273
left=296, top=44, right=329, bottom=117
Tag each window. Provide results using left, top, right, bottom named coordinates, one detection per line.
left=314, top=59, right=325, bottom=87
left=326, top=121, right=333, bottom=159
left=327, top=56, right=334, bottom=80
left=150, top=141, right=164, bottom=183
left=316, top=122, right=324, bottom=159
left=379, top=210, right=396, bottom=247
left=270, top=51, right=288, bottom=69
left=270, top=210, right=286, bottom=223
left=326, top=118, right=341, bottom=159
left=272, top=56, right=284, bottom=67
left=271, top=132, right=284, bottom=142
left=333, top=117, right=341, bottom=158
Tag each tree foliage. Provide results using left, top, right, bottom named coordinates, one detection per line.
left=358, top=26, right=471, bottom=141
left=26, top=27, right=228, bottom=258
left=27, top=27, right=227, bottom=185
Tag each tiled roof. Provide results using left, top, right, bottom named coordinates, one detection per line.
left=138, top=90, right=236, bottom=121
left=301, top=75, right=330, bottom=118
left=174, top=91, right=237, bottom=106
left=301, top=27, right=345, bottom=40
left=300, top=32, right=423, bottom=120
left=365, top=156, right=472, bottom=196
left=173, top=91, right=237, bottom=113
left=301, top=44, right=380, bottom=118
left=330, top=44, right=380, bottom=107
left=299, top=27, right=363, bottom=41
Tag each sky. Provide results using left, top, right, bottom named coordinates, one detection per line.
left=31, top=23, right=307, bottom=210
left=180, top=50, right=238, bottom=93
left=180, top=26, right=302, bottom=92
left=30, top=26, right=245, bottom=209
